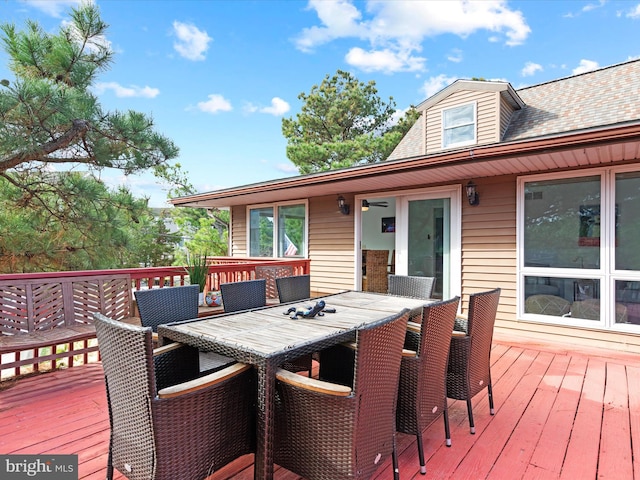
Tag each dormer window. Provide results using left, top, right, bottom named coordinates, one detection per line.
left=442, top=102, right=477, bottom=149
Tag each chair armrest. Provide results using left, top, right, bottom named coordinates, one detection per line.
left=402, top=348, right=417, bottom=357
left=452, top=330, right=467, bottom=337
left=407, top=321, right=421, bottom=334
left=276, top=368, right=352, bottom=397
left=157, top=363, right=251, bottom=399
left=153, top=341, right=183, bottom=356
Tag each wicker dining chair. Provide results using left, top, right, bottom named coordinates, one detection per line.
left=135, top=285, right=235, bottom=371
left=274, top=274, right=314, bottom=376
left=396, top=296, right=460, bottom=474
left=134, top=285, right=199, bottom=333
left=220, top=279, right=267, bottom=313
left=447, top=288, right=501, bottom=434
left=276, top=274, right=311, bottom=303
left=275, top=309, right=410, bottom=480
left=94, top=313, right=256, bottom=480
left=388, top=274, right=436, bottom=299
left=255, top=265, right=295, bottom=299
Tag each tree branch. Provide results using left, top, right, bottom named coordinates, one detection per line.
left=0, top=119, right=90, bottom=172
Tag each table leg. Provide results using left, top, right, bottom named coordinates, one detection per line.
left=254, top=361, right=275, bottom=480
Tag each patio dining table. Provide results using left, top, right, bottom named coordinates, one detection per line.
left=157, top=290, right=431, bottom=480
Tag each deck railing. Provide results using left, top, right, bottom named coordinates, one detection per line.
left=0, top=258, right=310, bottom=379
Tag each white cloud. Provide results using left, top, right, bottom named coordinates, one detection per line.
left=627, top=4, right=640, bottom=18
left=21, top=0, right=85, bottom=18
left=260, top=97, right=290, bottom=116
left=93, top=82, right=160, bottom=98
left=276, top=163, right=300, bottom=174
left=521, top=61, right=543, bottom=77
left=420, top=74, right=458, bottom=98
left=572, top=59, right=599, bottom=75
left=172, top=21, right=212, bottom=61
left=447, top=48, right=463, bottom=63
left=244, top=98, right=291, bottom=116
left=583, top=0, right=606, bottom=13
left=345, top=47, right=425, bottom=73
left=197, top=94, right=232, bottom=113
left=295, top=0, right=530, bottom=73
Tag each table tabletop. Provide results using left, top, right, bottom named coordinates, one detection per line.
left=157, top=291, right=432, bottom=480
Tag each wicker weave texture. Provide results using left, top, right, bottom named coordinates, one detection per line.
left=134, top=285, right=199, bottom=332
left=364, top=250, right=390, bottom=293
left=446, top=288, right=501, bottom=404
left=94, top=313, right=255, bottom=480
left=220, top=279, right=267, bottom=313
left=388, top=275, right=435, bottom=299
left=396, top=297, right=460, bottom=442
left=255, top=265, right=294, bottom=299
left=275, top=309, right=410, bottom=480
left=275, top=274, right=311, bottom=303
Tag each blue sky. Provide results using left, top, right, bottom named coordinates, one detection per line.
left=2, top=0, right=640, bottom=207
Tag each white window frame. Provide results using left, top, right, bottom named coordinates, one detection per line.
left=517, top=166, right=640, bottom=333
left=246, top=199, right=309, bottom=258
left=441, top=102, right=477, bottom=149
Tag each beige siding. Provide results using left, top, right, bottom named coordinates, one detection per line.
left=230, top=205, right=247, bottom=256
left=426, top=90, right=499, bottom=154
left=499, top=95, right=517, bottom=139
left=461, top=175, right=517, bottom=320
left=308, top=195, right=355, bottom=296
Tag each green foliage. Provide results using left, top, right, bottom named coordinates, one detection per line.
left=0, top=4, right=186, bottom=273
left=185, top=251, right=208, bottom=293
left=0, top=3, right=178, bottom=176
left=282, top=69, right=420, bottom=174
left=160, top=163, right=230, bottom=262
left=0, top=172, right=177, bottom=272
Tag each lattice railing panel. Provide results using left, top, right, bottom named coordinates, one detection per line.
left=73, top=280, right=104, bottom=325
left=0, top=284, right=29, bottom=334
left=102, top=277, right=131, bottom=320
left=32, top=283, right=65, bottom=331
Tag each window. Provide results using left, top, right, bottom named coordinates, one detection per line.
left=248, top=202, right=307, bottom=258
left=519, top=168, right=640, bottom=329
left=442, top=103, right=476, bottom=148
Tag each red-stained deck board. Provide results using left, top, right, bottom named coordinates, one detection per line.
left=628, top=365, right=640, bottom=480
left=558, top=358, right=606, bottom=480
left=412, top=344, right=535, bottom=479
left=523, top=354, right=588, bottom=479
left=598, top=362, right=633, bottom=479
left=3, top=338, right=640, bottom=479
left=488, top=353, right=571, bottom=479
left=453, top=350, right=556, bottom=479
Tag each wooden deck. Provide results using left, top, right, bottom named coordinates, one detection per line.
left=2, top=332, right=640, bottom=479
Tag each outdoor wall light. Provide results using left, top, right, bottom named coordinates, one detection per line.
left=338, top=195, right=350, bottom=215
left=466, top=181, right=480, bottom=206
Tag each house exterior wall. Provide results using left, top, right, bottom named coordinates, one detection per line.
left=500, top=95, right=517, bottom=139
left=308, top=195, right=355, bottom=296
left=230, top=205, right=247, bottom=256
left=426, top=90, right=499, bottom=154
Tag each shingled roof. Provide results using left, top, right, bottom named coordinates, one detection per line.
left=504, top=58, right=640, bottom=141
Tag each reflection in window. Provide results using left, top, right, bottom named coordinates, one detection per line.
left=616, top=172, right=640, bottom=271
left=278, top=204, right=305, bottom=257
left=524, top=176, right=600, bottom=269
left=249, top=207, right=273, bottom=257
left=616, top=280, right=640, bottom=324
left=249, top=203, right=307, bottom=258
left=442, top=103, right=476, bottom=148
left=524, top=276, right=600, bottom=321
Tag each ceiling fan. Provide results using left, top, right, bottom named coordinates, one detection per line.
left=362, top=200, right=388, bottom=211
